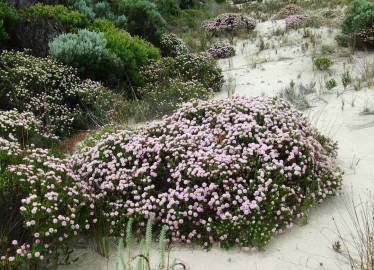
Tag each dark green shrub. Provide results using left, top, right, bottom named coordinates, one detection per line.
left=0, top=2, right=19, bottom=48
left=142, top=53, right=224, bottom=92
left=0, top=50, right=119, bottom=138
left=339, top=0, right=374, bottom=48
left=117, top=0, right=166, bottom=44
left=153, top=0, right=180, bottom=17
left=325, top=78, right=337, bottom=90
left=91, top=19, right=160, bottom=94
left=179, top=0, right=199, bottom=9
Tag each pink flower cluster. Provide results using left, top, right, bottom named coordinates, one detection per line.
left=0, top=140, right=90, bottom=267
left=285, top=14, right=310, bottom=29
left=72, top=96, right=342, bottom=248
left=275, top=4, right=305, bottom=20
left=201, top=13, right=256, bottom=33
left=207, top=42, right=236, bottom=59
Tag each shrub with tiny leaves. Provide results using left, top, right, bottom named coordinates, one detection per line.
left=0, top=139, right=91, bottom=269
left=286, top=14, right=310, bottom=29
left=275, top=4, right=305, bottom=20
left=0, top=50, right=118, bottom=138
left=313, top=56, right=332, bottom=71
left=207, top=42, right=235, bottom=59
left=71, top=96, right=342, bottom=250
left=201, top=13, right=256, bottom=34
left=159, top=33, right=189, bottom=57
left=325, top=79, right=337, bottom=90
left=0, top=110, right=55, bottom=147
left=141, top=53, right=224, bottom=92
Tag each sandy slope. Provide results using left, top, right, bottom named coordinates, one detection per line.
left=59, top=21, right=374, bottom=270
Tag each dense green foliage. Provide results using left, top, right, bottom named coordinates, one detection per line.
left=313, top=56, right=333, bottom=71
left=338, top=0, right=374, bottom=47
left=0, top=50, right=117, bottom=138
left=91, top=19, right=160, bottom=94
left=24, top=3, right=89, bottom=30
left=49, top=29, right=110, bottom=78
left=142, top=53, right=224, bottom=92
left=117, top=0, right=166, bottom=44
left=0, top=1, right=19, bottom=48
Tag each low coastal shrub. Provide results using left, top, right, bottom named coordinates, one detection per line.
left=0, top=110, right=54, bottom=147
left=201, top=13, right=256, bottom=34
left=285, top=14, right=310, bottom=29
left=0, top=50, right=118, bottom=138
left=0, top=139, right=90, bottom=269
left=207, top=41, right=235, bottom=59
left=275, top=4, right=305, bottom=20
left=141, top=53, right=224, bottom=92
left=326, top=79, right=337, bottom=90
left=72, top=96, right=342, bottom=249
left=137, top=78, right=212, bottom=118
left=338, top=0, right=374, bottom=48
left=313, top=56, right=333, bottom=71
left=48, top=29, right=110, bottom=78
left=159, top=32, right=189, bottom=57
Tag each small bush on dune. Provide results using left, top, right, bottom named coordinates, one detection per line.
left=141, top=53, right=224, bottom=92
left=0, top=110, right=55, bottom=147
left=285, top=14, right=310, bottom=30
left=0, top=50, right=118, bottom=138
left=72, top=96, right=342, bottom=249
left=201, top=13, right=256, bottom=34
left=338, top=0, right=374, bottom=48
left=159, top=32, right=189, bottom=57
left=207, top=41, right=235, bottom=59
left=275, top=4, right=305, bottom=20
left=313, top=56, right=333, bottom=71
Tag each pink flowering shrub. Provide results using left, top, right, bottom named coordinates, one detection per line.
left=159, top=33, right=189, bottom=57
left=207, top=42, right=235, bottom=59
left=72, top=96, right=342, bottom=249
left=201, top=13, right=256, bottom=34
left=275, top=4, right=305, bottom=20
left=0, top=50, right=118, bottom=138
left=141, top=53, right=224, bottom=92
left=285, top=14, right=310, bottom=29
left=0, top=139, right=90, bottom=268
left=0, top=110, right=55, bottom=147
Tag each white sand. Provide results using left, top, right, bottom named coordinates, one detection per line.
left=59, top=21, right=374, bottom=270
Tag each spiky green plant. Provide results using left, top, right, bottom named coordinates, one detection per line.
left=116, top=239, right=127, bottom=270
left=158, top=226, right=167, bottom=270
left=113, top=219, right=186, bottom=270
left=145, top=218, right=153, bottom=264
